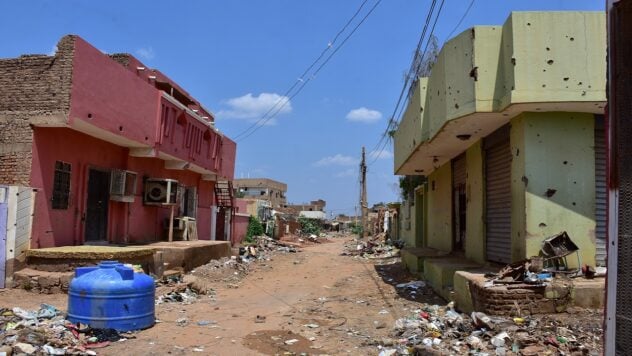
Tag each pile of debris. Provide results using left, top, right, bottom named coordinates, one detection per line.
left=240, top=235, right=299, bottom=262
left=0, top=304, right=132, bottom=355
left=484, top=231, right=606, bottom=291
left=342, top=233, right=401, bottom=259
left=377, top=301, right=602, bottom=355
left=157, top=236, right=303, bottom=301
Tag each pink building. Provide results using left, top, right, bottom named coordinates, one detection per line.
left=0, top=35, right=237, bottom=248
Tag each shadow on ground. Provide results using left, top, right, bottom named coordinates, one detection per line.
left=373, top=257, right=446, bottom=305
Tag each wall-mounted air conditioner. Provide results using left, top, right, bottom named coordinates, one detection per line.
left=144, top=178, right=179, bottom=206
left=110, top=170, right=137, bottom=203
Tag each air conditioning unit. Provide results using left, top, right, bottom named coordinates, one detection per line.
left=110, top=170, right=137, bottom=203
left=144, top=178, right=179, bottom=206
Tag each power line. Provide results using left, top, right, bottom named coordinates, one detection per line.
left=369, top=0, right=446, bottom=167
left=445, top=0, right=475, bottom=41
left=234, top=0, right=381, bottom=142
left=233, top=0, right=371, bottom=141
left=366, top=0, right=438, bottom=162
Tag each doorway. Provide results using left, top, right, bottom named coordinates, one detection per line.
left=85, top=169, right=110, bottom=243
left=452, top=154, right=467, bottom=251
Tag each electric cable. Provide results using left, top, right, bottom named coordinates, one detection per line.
left=234, top=0, right=381, bottom=141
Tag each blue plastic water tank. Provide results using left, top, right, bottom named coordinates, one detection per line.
left=67, top=260, right=155, bottom=331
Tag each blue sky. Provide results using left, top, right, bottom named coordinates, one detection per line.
left=1, top=1, right=603, bottom=216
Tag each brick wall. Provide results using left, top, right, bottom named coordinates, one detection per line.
left=469, top=279, right=574, bottom=316
left=0, top=35, right=75, bottom=185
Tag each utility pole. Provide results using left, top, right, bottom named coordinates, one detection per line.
left=360, top=146, right=368, bottom=238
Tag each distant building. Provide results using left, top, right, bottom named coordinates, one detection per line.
left=285, top=199, right=326, bottom=212
left=233, top=178, right=287, bottom=208
left=299, top=210, right=327, bottom=220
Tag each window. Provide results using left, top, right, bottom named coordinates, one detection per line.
left=52, top=161, right=71, bottom=209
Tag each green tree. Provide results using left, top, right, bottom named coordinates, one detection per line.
left=298, top=217, right=321, bottom=235
left=245, top=216, right=264, bottom=243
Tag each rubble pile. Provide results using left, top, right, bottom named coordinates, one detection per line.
left=0, top=304, right=131, bottom=355
left=342, top=233, right=401, bottom=259
left=241, top=235, right=299, bottom=262
left=155, top=287, right=200, bottom=305
left=376, top=301, right=602, bottom=355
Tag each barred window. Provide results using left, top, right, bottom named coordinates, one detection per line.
left=52, top=161, right=71, bottom=209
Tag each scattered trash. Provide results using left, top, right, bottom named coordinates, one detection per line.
left=156, top=287, right=199, bottom=305
left=196, top=320, right=216, bottom=326
left=379, top=300, right=602, bottom=355
left=341, top=233, right=401, bottom=259
left=0, top=304, right=139, bottom=355
left=284, top=339, right=299, bottom=345
left=395, top=281, right=425, bottom=290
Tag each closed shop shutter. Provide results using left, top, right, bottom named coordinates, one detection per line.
left=453, top=155, right=466, bottom=187
left=485, top=126, right=512, bottom=264
left=595, top=116, right=607, bottom=266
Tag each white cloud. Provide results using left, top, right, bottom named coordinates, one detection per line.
left=48, top=45, right=57, bottom=56
left=335, top=168, right=356, bottom=178
left=314, top=154, right=359, bottom=167
left=369, top=149, right=393, bottom=160
left=346, top=107, right=382, bottom=123
left=135, top=47, right=155, bottom=60
left=217, top=93, right=292, bottom=123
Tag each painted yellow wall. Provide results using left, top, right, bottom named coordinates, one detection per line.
left=465, top=140, right=485, bottom=263
left=509, top=12, right=606, bottom=104
left=415, top=185, right=427, bottom=247
left=510, top=117, right=527, bottom=262
left=426, top=164, right=453, bottom=252
left=394, top=79, right=426, bottom=172
left=394, top=11, right=606, bottom=175
left=421, top=31, right=476, bottom=142
left=512, top=112, right=596, bottom=267
left=399, top=198, right=416, bottom=248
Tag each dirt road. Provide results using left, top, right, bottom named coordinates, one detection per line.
left=0, top=235, right=431, bottom=355
left=103, top=235, right=430, bottom=355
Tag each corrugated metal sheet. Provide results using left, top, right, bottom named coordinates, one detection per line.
left=485, top=133, right=512, bottom=264
left=595, top=116, right=606, bottom=266
left=452, top=154, right=466, bottom=187
left=14, top=187, right=34, bottom=263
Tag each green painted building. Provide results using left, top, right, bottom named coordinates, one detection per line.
left=393, top=12, right=606, bottom=272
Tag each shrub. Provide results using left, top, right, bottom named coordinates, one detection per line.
left=298, top=216, right=321, bottom=235
left=246, top=216, right=264, bottom=243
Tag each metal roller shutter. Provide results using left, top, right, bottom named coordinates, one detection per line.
left=453, top=155, right=466, bottom=187
left=485, top=128, right=512, bottom=264
left=594, top=116, right=606, bottom=266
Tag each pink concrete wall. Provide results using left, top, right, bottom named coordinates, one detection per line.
left=69, top=37, right=159, bottom=146
left=157, top=98, right=223, bottom=174
left=30, top=127, right=219, bottom=247
left=30, top=127, right=127, bottom=247
left=220, top=137, right=236, bottom=180
left=27, top=36, right=237, bottom=248
left=233, top=215, right=248, bottom=246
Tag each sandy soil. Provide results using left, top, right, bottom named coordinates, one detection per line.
left=0, top=236, right=432, bottom=355
left=0, top=235, right=604, bottom=355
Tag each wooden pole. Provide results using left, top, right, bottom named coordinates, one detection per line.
left=360, top=146, right=368, bottom=238
left=168, top=204, right=175, bottom=242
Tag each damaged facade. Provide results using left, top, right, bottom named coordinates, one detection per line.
left=0, top=35, right=237, bottom=251
left=393, top=12, right=606, bottom=276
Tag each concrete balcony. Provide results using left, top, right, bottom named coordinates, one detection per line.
left=30, top=35, right=235, bottom=180
left=394, top=11, right=606, bottom=175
